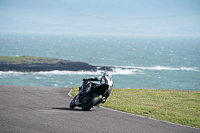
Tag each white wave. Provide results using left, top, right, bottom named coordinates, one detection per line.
left=0, top=70, right=104, bottom=75
left=35, top=76, right=45, bottom=79
left=179, top=67, right=199, bottom=71
left=111, top=67, right=143, bottom=75
left=114, top=66, right=199, bottom=72
left=0, top=66, right=198, bottom=76
left=35, top=70, right=104, bottom=75
left=0, top=71, right=30, bottom=76
left=0, top=70, right=137, bottom=75
left=53, top=84, right=59, bottom=87
left=34, top=69, right=143, bottom=75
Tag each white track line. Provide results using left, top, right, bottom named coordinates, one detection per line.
left=68, top=89, right=74, bottom=98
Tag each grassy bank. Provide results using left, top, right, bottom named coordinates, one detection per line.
left=71, top=87, right=200, bottom=128
left=0, top=56, right=51, bottom=63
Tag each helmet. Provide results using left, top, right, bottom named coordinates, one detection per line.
left=103, top=72, right=111, bottom=78
left=101, top=72, right=113, bottom=86
left=101, top=72, right=112, bottom=83
left=103, top=73, right=112, bottom=78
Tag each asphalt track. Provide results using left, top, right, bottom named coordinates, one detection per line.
left=0, top=85, right=199, bottom=133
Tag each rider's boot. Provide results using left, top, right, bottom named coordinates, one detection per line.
left=95, top=97, right=106, bottom=106
left=101, top=97, right=106, bottom=104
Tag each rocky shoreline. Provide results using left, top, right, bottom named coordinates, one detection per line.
left=0, top=56, right=112, bottom=72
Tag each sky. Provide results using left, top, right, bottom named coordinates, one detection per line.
left=0, top=0, right=200, bottom=35
left=1, top=0, right=200, bottom=18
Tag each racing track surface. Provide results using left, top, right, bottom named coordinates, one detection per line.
left=0, top=85, right=199, bottom=133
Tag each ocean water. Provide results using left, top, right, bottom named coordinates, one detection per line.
left=0, top=32, right=200, bottom=91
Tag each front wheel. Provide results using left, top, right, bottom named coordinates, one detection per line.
left=82, top=93, right=99, bottom=111
left=69, top=97, right=76, bottom=109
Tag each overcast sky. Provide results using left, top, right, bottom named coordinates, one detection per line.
left=0, top=0, right=200, bottom=35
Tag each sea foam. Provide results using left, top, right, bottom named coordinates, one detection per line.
left=0, top=66, right=198, bottom=76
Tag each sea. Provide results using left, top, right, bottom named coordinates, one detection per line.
left=0, top=32, right=200, bottom=91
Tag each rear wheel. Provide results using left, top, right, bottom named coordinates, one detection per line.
left=82, top=93, right=99, bottom=111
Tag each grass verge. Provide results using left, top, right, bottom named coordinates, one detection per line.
left=71, top=86, right=200, bottom=128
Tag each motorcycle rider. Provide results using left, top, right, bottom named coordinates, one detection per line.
left=77, top=72, right=113, bottom=105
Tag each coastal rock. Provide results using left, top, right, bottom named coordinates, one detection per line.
left=0, top=56, right=112, bottom=72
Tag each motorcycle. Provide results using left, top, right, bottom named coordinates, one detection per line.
left=69, top=79, right=109, bottom=111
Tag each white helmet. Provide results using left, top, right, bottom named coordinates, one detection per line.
left=103, top=72, right=111, bottom=78
left=101, top=72, right=112, bottom=84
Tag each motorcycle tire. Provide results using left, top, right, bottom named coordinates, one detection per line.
left=69, top=97, right=76, bottom=109
left=82, top=93, right=99, bottom=111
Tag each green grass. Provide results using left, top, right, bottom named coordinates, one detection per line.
left=0, top=56, right=55, bottom=64
left=71, top=86, right=200, bottom=128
